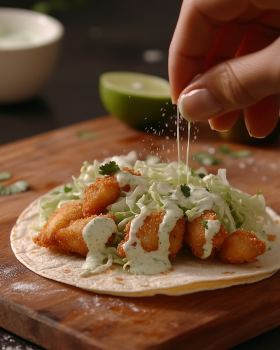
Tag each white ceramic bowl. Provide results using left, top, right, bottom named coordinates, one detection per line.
left=0, top=8, right=64, bottom=104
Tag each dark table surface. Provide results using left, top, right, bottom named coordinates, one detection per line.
left=1, top=1, right=280, bottom=349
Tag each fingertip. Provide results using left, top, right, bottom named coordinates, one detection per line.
left=244, top=96, right=279, bottom=138
left=208, top=111, right=239, bottom=131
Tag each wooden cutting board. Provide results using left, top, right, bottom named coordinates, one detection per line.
left=1, top=116, right=280, bottom=350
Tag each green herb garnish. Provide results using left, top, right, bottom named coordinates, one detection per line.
left=0, top=171, right=12, bottom=182
left=0, top=180, right=29, bottom=196
left=99, top=161, right=120, bottom=175
left=219, top=144, right=252, bottom=158
left=77, top=131, right=98, bottom=139
left=63, top=185, right=73, bottom=193
left=258, top=189, right=262, bottom=195
left=181, top=184, right=191, bottom=198
left=200, top=220, right=208, bottom=229
left=192, top=152, right=223, bottom=166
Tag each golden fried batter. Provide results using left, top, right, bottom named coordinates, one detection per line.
left=33, top=201, right=83, bottom=249
left=218, top=229, right=266, bottom=264
left=55, top=214, right=116, bottom=256
left=83, top=175, right=121, bottom=217
left=117, top=211, right=185, bottom=259
left=122, top=167, right=141, bottom=176
left=33, top=204, right=116, bottom=256
left=185, top=210, right=228, bottom=259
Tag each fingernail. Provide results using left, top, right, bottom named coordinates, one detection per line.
left=245, top=122, right=266, bottom=138
left=178, top=88, right=222, bottom=122
left=209, top=120, right=228, bottom=132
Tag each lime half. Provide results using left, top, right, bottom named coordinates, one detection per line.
left=99, top=72, right=173, bottom=128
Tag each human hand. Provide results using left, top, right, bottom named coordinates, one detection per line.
left=168, top=0, right=280, bottom=138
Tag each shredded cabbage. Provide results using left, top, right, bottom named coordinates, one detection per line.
left=37, top=152, right=270, bottom=246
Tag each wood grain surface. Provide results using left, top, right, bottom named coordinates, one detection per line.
left=1, top=116, right=280, bottom=350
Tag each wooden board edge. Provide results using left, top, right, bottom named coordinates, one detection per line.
left=0, top=299, right=104, bottom=350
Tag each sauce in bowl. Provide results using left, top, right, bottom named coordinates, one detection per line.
left=0, top=27, right=43, bottom=49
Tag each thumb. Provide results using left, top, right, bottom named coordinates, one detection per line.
left=178, top=37, right=280, bottom=134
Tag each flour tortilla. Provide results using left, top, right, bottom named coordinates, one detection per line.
left=11, top=196, right=280, bottom=297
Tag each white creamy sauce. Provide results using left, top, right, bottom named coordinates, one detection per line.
left=0, top=27, right=43, bottom=48
left=81, top=217, right=117, bottom=276
left=115, top=170, right=147, bottom=190
left=169, top=183, right=236, bottom=234
left=182, top=185, right=235, bottom=233
left=177, top=107, right=181, bottom=167
left=176, top=101, right=191, bottom=183
left=156, top=182, right=174, bottom=196
left=201, top=220, right=221, bottom=259
left=186, top=121, right=191, bottom=183
left=114, top=169, right=185, bottom=274
left=123, top=201, right=183, bottom=275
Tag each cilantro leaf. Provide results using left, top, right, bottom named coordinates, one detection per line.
left=192, top=152, right=223, bottom=166
left=200, top=220, right=208, bottom=229
left=0, top=171, right=12, bottom=182
left=181, top=184, right=191, bottom=198
left=219, top=144, right=252, bottom=158
left=99, top=161, right=120, bottom=175
left=63, top=185, right=73, bottom=193
left=190, top=168, right=206, bottom=179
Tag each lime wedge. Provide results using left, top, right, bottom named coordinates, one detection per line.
left=99, top=72, right=173, bottom=128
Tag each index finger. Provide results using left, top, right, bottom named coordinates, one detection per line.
left=168, top=0, right=253, bottom=102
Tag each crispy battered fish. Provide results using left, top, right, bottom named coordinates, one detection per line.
left=33, top=201, right=84, bottom=248
left=54, top=214, right=116, bottom=256
left=33, top=200, right=116, bottom=256
left=83, top=176, right=121, bottom=217
left=218, top=229, right=266, bottom=263
left=82, top=168, right=141, bottom=217
left=185, top=210, right=229, bottom=259
left=117, top=211, right=185, bottom=259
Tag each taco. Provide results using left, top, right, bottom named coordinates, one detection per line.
left=11, top=151, right=280, bottom=296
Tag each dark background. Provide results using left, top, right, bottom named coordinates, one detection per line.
left=0, top=0, right=182, bottom=145
left=1, top=1, right=280, bottom=349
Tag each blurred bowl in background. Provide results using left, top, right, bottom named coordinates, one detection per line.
left=99, top=72, right=174, bottom=129
left=0, top=8, right=64, bottom=104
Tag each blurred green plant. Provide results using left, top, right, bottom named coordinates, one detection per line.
left=32, top=0, right=87, bottom=14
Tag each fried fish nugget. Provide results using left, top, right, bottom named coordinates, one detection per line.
left=33, top=201, right=83, bottom=249
left=218, top=229, right=266, bottom=264
left=55, top=214, right=116, bottom=256
left=117, top=211, right=185, bottom=259
left=185, top=210, right=228, bottom=259
left=83, top=175, right=121, bottom=217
